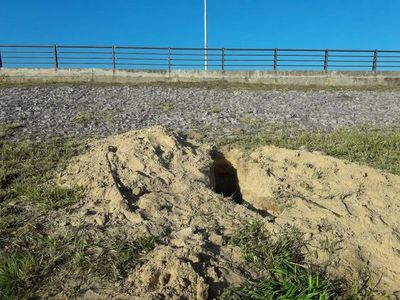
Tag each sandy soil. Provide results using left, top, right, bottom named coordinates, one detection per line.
left=56, top=126, right=400, bottom=299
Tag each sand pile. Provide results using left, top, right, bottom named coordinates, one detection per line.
left=224, top=146, right=400, bottom=293
left=57, top=126, right=400, bottom=299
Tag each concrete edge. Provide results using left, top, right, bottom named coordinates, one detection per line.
left=1, top=68, right=400, bottom=87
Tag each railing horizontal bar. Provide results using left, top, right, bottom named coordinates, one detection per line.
left=116, top=46, right=169, bottom=50
left=225, top=64, right=273, bottom=67
left=59, top=62, right=111, bottom=65
left=328, top=60, right=374, bottom=63
left=277, top=64, right=323, bottom=67
left=171, top=47, right=221, bottom=51
left=171, top=64, right=222, bottom=67
left=116, top=52, right=168, bottom=56
left=172, top=58, right=220, bottom=62
left=0, top=50, right=54, bottom=54
left=379, top=60, right=400, bottom=63
left=329, top=54, right=373, bottom=58
left=224, top=54, right=274, bottom=57
left=278, top=59, right=323, bottom=62
left=0, top=45, right=53, bottom=48
left=225, top=59, right=273, bottom=62
left=1, top=45, right=400, bottom=51
left=278, top=54, right=325, bottom=57
left=59, top=51, right=112, bottom=54
left=327, top=65, right=371, bottom=67
left=378, top=55, right=400, bottom=58
left=376, top=50, right=400, bottom=53
left=224, top=48, right=274, bottom=51
left=327, top=49, right=375, bottom=53
left=116, top=63, right=168, bottom=66
left=377, top=65, right=400, bottom=68
left=57, top=45, right=111, bottom=49
left=58, top=57, right=110, bottom=60
left=171, top=53, right=221, bottom=57
left=116, top=57, right=167, bottom=61
left=277, top=49, right=324, bottom=52
left=3, top=62, right=53, bottom=64
left=3, top=56, right=53, bottom=59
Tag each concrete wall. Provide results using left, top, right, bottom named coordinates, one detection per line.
left=1, top=68, right=400, bottom=87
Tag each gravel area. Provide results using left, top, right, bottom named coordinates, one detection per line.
left=1, top=85, right=400, bottom=141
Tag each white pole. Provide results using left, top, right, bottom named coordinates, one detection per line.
left=204, top=0, right=208, bottom=70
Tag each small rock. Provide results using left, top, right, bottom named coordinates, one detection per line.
left=175, top=227, right=194, bottom=240
left=108, top=145, right=118, bottom=152
left=94, top=215, right=106, bottom=226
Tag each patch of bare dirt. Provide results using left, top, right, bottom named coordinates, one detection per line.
left=55, top=126, right=400, bottom=299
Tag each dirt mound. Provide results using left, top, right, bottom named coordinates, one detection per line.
left=224, top=146, right=400, bottom=293
left=58, top=126, right=400, bottom=298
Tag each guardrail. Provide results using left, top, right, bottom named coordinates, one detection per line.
left=1, top=45, right=400, bottom=71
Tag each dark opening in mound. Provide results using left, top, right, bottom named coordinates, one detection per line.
left=210, top=150, right=275, bottom=220
left=210, top=151, right=244, bottom=204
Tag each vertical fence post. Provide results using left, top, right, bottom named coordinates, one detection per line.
left=221, top=48, right=225, bottom=71
left=0, top=50, right=3, bottom=68
left=54, top=45, right=58, bottom=69
left=273, top=48, right=278, bottom=71
left=168, top=48, right=172, bottom=72
left=372, top=50, right=378, bottom=72
left=324, top=49, right=329, bottom=71
left=112, top=46, right=116, bottom=70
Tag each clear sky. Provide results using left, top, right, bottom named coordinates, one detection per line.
left=1, top=0, right=399, bottom=50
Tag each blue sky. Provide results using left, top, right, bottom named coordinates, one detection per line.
left=1, top=0, right=399, bottom=49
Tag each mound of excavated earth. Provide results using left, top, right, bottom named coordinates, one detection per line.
left=57, top=127, right=400, bottom=299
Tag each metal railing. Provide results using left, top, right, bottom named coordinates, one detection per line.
left=1, top=45, right=400, bottom=71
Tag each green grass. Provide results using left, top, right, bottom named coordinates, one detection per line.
left=17, top=185, right=83, bottom=210
left=220, top=221, right=383, bottom=299
left=156, top=103, right=175, bottom=113
left=68, top=231, right=156, bottom=281
left=0, top=123, right=24, bottom=139
left=73, top=110, right=112, bottom=125
left=0, top=233, right=64, bottom=300
left=222, top=269, right=337, bottom=300
left=0, top=128, right=85, bottom=298
left=228, top=222, right=306, bottom=271
left=0, top=253, right=35, bottom=299
left=0, top=230, right=156, bottom=299
left=0, top=138, right=85, bottom=203
left=0, top=208, right=25, bottom=233
left=207, top=105, right=222, bottom=114
left=222, top=124, right=400, bottom=176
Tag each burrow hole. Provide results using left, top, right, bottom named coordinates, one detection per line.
left=210, top=150, right=272, bottom=218
left=210, top=150, right=244, bottom=204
